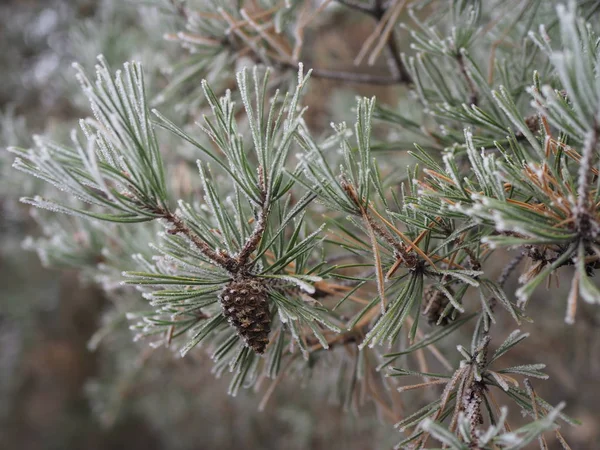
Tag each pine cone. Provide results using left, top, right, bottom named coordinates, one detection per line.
left=422, top=285, right=455, bottom=326
left=219, top=277, right=271, bottom=354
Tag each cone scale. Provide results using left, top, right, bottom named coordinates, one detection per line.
left=219, top=277, right=271, bottom=354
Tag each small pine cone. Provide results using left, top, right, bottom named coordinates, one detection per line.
left=422, top=285, right=454, bottom=326
left=516, top=114, right=539, bottom=139
left=524, top=114, right=539, bottom=134
left=219, top=277, right=271, bottom=354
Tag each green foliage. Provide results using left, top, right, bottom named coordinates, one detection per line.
left=7, top=0, right=600, bottom=448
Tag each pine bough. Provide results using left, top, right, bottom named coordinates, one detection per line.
left=8, top=1, right=600, bottom=448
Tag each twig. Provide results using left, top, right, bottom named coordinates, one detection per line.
left=169, top=0, right=189, bottom=20
left=163, top=210, right=236, bottom=272
left=576, top=121, right=599, bottom=238
left=158, top=167, right=271, bottom=274
left=347, top=0, right=412, bottom=84
left=369, top=0, right=409, bottom=76
left=457, top=51, right=478, bottom=106
left=237, top=196, right=269, bottom=268
left=485, top=249, right=525, bottom=315
left=336, top=0, right=377, bottom=16
left=278, top=60, right=406, bottom=85
left=382, top=22, right=412, bottom=84
left=498, top=251, right=525, bottom=287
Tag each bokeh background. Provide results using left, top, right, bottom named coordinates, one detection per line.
left=1, top=1, right=599, bottom=449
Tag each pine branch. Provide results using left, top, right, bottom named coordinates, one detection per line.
left=10, top=1, right=595, bottom=445
left=161, top=208, right=236, bottom=272
left=171, top=0, right=412, bottom=86
left=236, top=181, right=269, bottom=269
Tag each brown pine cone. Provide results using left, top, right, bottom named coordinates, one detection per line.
left=219, top=277, right=271, bottom=354
left=422, top=285, right=455, bottom=326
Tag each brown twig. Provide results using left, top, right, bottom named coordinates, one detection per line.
left=237, top=201, right=269, bottom=267
left=156, top=164, right=271, bottom=274
left=163, top=210, right=236, bottom=272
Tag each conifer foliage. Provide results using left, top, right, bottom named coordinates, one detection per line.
left=8, top=0, right=600, bottom=448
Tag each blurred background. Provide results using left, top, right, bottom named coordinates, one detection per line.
left=1, top=1, right=599, bottom=449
